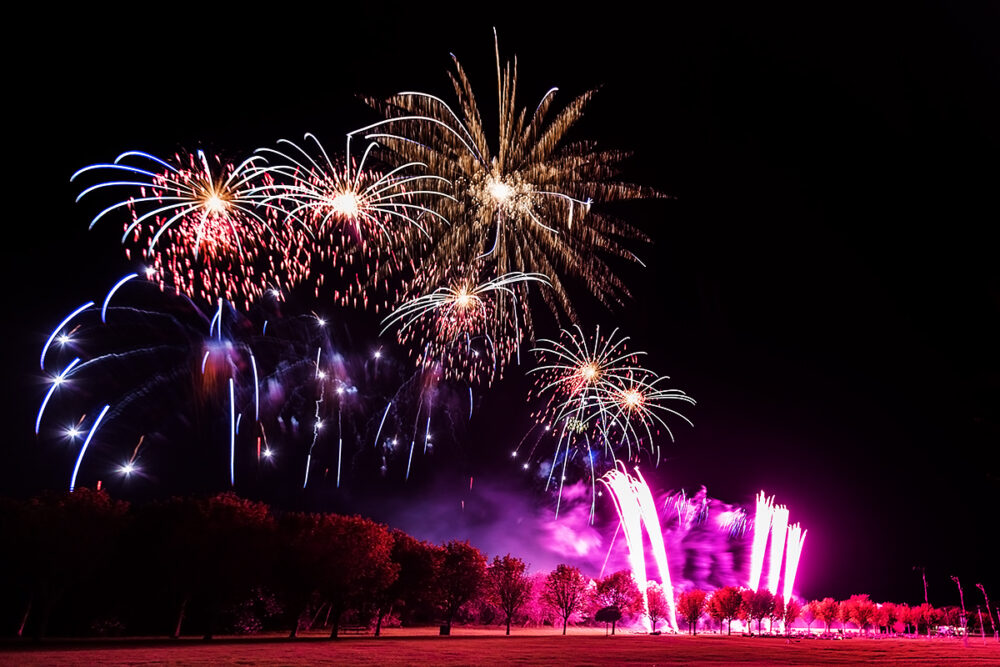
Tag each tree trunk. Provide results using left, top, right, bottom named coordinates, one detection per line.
left=562, top=615, right=568, bottom=635
left=727, top=619, right=732, bottom=635
left=329, top=607, right=341, bottom=639
left=172, top=593, right=189, bottom=639
left=375, top=611, right=383, bottom=638
left=506, top=616, right=511, bottom=636
left=289, top=603, right=309, bottom=639
left=611, top=620, right=616, bottom=635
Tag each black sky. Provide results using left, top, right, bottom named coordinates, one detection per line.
left=4, top=3, right=998, bottom=606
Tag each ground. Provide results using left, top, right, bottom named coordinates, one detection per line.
left=2, top=628, right=999, bottom=665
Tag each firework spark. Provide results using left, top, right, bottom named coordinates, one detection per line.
left=72, top=149, right=307, bottom=309
left=254, top=135, right=454, bottom=309
left=356, top=31, right=659, bottom=333
left=382, top=271, right=550, bottom=384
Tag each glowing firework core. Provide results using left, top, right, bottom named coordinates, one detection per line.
left=487, top=177, right=515, bottom=203
left=202, top=191, right=229, bottom=214
left=329, top=190, right=361, bottom=218
left=622, top=388, right=644, bottom=410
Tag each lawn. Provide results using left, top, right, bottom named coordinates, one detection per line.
left=2, top=628, right=999, bottom=665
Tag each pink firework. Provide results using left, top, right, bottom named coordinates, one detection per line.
left=748, top=491, right=774, bottom=592
left=766, top=504, right=789, bottom=596
left=782, top=523, right=807, bottom=602
left=601, top=465, right=679, bottom=633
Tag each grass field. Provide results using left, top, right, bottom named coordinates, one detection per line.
left=2, top=627, right=999, bottom=665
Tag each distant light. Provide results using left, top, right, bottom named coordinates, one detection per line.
left=336, top=386, right=344, bottom=395
left=374, top=350, right=382, bottom=359
left=120, top=463, right=135, bottom=475
left=318, top=371, right=327, bottom=380
left=65, top=427, right=81, bottom=439
left=52, top=375, right=66, bottom=386
left=315, top=420, right=324, bottom=430
left=522, top=463, right=529, bottom=470
left=263, top=448, right=273, bottom=458
left=317, top=317, right=326, bottom=326
left=511, top=451, right=517, bottom=458
left=57, top=334, right=71, bottom=346
left=144, top=267, right=156, bottom=278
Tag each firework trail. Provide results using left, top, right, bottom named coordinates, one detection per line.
left=38, top=276, right=454, bottom=492
left=382, top=270, right=550, bottom=385
left=72, top=150, right=309, bottom=310
left=783, top=523, right=807, bottom=603
left=748, top=492, right=774, bottom=592
left=765, top=504, right=789, bottom=596
left=356, top=30, right=660, bottom=335
left=521, top=325, right=693, bottom=513
left=601, top=465, right=679, bottom=633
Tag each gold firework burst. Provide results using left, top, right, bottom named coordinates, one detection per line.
left=354, top=31, right=659, bottom=326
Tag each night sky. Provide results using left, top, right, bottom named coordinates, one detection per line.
left=5, top=4, right=997, bottom=608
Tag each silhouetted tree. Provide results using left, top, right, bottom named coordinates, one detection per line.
left=592, top=570, right=642, bottom=635
left=542, top=564, right=588, bottom=635
left=316, top=514, right=397, bottom=639
left=375, top=531, right=442, bottom=632
left=487, top=554, right=532, bottom=636
left=436, top=540, right=487, bottom=634
left=14, top=489, right=129, bottom=638
left=676, top=589, right=708, bottom=635
left=707, top=586, right=743, bottom=635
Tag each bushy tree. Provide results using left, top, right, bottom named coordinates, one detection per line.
left=318, top=514, right=397, bottom=638
left=10, top=489, right=129, bottom=638
left=812, top=598, right=839, bottom=634
left=592, top=570, right=642, bottom=635
left=487, top=554, right=532, bottom=635
left=676, top=589, right=708, bottom=635
left=845, top=594, right=877, bottom=635
left=800, top=601, right=816, bottom=633
left=742, top=589, right=774, bottom=635
left=377, top=531, right=442, bottom=631
left=771, top=595, right=785, bottom=634
left=645, top=582, right=670, bottom=633
left=707, top=586, right=744, bottom=635
left=436, top=540, right=487, bottom=634
left=542, top=564, right=588, bottom=635
left=783, top=598, right=802, bottom=635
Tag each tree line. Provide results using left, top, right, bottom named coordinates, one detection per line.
left=1, top=489, right=989, bottom=640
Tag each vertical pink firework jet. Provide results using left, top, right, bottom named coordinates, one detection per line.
left=766, top=505, right=789, bottom=595
left=783, top=523, right=807, bottom=602
left=601, top=465, right=679, bottom=632
left=748, top=491, right=774, bottom=591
